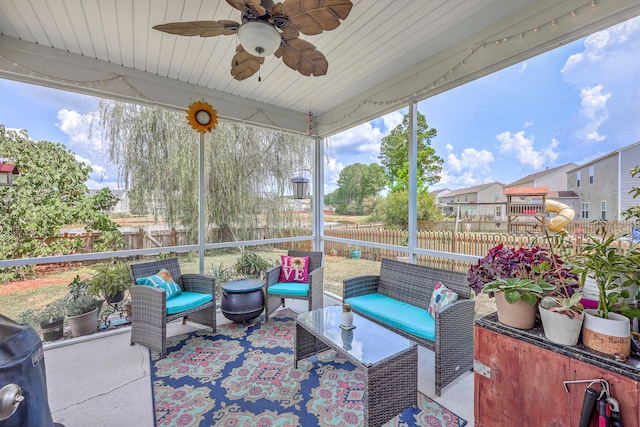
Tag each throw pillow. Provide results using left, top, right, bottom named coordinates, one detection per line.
left=136, top=268, right=182, bottom=300
left=279, top=255, right=310, bottom=283
left=428, top=281, right=458, bottom=319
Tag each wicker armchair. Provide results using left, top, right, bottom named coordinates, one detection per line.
left=129, top=258, right=216, bottom=358
left=265, top=250, right=324, bottom=320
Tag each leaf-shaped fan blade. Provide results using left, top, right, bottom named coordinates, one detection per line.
left=276, top=0, right=353, bottom=35
left=153, top=21, right=239, bottom=37
left=275, top=37, right=328, bottom=76
left=231, top=45, right=265, bottom=80
left=226, top=0, right=267, bottom=16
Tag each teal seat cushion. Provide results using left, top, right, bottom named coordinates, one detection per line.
left=345, top=293, right=435, bottom=341
left=166, top=292, right=213, bottom=315
left=267, top=282, right=309, bottom=297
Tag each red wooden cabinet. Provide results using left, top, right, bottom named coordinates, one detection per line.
left=474, top=324, right=640, bottom=427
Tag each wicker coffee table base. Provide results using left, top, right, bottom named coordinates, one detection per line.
left=295, top=322, right=418, bottom=427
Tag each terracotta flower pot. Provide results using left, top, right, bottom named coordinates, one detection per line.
left=494, top=291, right=537, bottom=329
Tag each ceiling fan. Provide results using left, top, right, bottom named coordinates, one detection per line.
left=153, top=0, right=353, bottom=81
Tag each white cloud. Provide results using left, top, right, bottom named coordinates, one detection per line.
left=57, top=108, right=120, bottom=189
left=560, top=16, right=640, bottom=145
left=517, top=61, right=527, bottom=73
left=324, top=156, right=344, bottom=194
left=447, top=148, right=494, bottom=174
left=381, top=111, right=403, bottom=132
left=578, top=85, right=610, bottom=141
left=496, top=130, right=558, bottom=169
left=438, top=147, right=494, bottom=189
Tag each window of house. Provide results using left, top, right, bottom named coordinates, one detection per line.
left=494, top=193, right=499, bottom=201
left=576, top=171, right=580, bottom=187
left=495, top=206, right=502, bottom=218
left=601, top=201, right=606, bottom=220
left=589, top=166, right=594, bottom=184
left=581, top=202, right=589, bottom=219
left=464, top=196, right=467, bottom=202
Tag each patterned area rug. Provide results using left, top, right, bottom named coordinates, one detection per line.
left=150, top=309, right=467, bottom=427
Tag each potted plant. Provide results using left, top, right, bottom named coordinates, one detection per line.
left=234, top=249, right=275, bottom=279
left=87, top=258, right=133, bottom=303
left=482, top=277, right=555, bottom=329
left=66, top=294, right=101, bottom=337
left=18, top=297, right=66, bottom=341
left=468, top=244, right=580, bottom=329
left=538, top=293, right=584, bottom=345
left=66, top=275, right=101, bottom=337
left=468, top=244, right=578, bottom=298
left=573, top=221, right=640, bottom=356
left=349, top=244, right=362, bottom=259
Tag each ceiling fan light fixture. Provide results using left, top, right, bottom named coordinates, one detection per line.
left=237, top=21, right=281, bottom=57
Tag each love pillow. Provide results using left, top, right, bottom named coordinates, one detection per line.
left=279, top=256, right=310, bottom=283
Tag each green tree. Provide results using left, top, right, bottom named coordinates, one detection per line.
left=97, top=101, right=313, bottom=243
left=370, top=190, right=442, bottom=229
left=0, top=129, right=122, bottom=281
left=329, top=163, right=385, bottom=214
left=378, top=111, right=443, bottom=193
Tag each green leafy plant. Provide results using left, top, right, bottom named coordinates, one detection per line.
left=18, top=297, right=66, bottom=325
left=467, top=244, right=576, bottom=297
left=235, top=250, right=275, bottom=279
left=482, top=277, right=555, bottom=306
left=67, top=275, right=90, bottom=301
left=87, top=259, right=132, bottom=300
left=574, top=221, right=640, bottom=319
left=542, top=293, right=584, bottom=320
left=66, top=294, right=100, bottom=317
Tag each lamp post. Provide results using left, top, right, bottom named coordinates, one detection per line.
left=291, top=177, right=309, bottom=199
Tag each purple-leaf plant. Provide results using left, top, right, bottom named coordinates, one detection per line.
left=467, top=244, right=578, bottom=297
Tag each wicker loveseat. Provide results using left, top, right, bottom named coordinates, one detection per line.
left=130, top=258, right=216, bottom=358
left=343, top=257, right=474, bottom=396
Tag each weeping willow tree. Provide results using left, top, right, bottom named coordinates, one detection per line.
left=97, top=101, right=313, bottom=244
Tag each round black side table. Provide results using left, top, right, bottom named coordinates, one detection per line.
left=220, top=278, right=265, bottom=323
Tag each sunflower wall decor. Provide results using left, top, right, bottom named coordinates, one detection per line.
left=186, top=101, right=218, bottom=133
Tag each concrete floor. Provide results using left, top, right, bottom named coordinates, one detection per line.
left=43, top=295, right=474, bottom=426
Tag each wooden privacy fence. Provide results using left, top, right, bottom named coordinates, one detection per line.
left=66, top=221, right=634, bottom=273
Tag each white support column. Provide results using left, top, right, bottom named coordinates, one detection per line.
left=198, top=133, right=206, bottom=274
left=313, top=136, right=325, bottom=252
left=408, top=101, right=418, bottom=262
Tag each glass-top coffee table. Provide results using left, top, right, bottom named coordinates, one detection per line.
left=295, top=305, right=417, bottom=427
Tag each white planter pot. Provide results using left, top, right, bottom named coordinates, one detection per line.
left=582, top=309, right=630, bottom=356
left=538, top=298, right=583, bottom=345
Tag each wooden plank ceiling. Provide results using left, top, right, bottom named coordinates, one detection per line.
left=1, top=0, right=639, bottom=137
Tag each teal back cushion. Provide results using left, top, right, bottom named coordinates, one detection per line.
left=136, top=268, right=182, bottom=300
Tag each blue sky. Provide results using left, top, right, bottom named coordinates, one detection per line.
left=1, top=15, right=640, bottom=194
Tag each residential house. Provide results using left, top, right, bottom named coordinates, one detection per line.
left=567, top=141, right=640, bottom=220
left=437, top=182, right=506, bottom=220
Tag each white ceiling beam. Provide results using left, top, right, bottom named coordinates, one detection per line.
left=0, top=35, right=308, bottom=135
